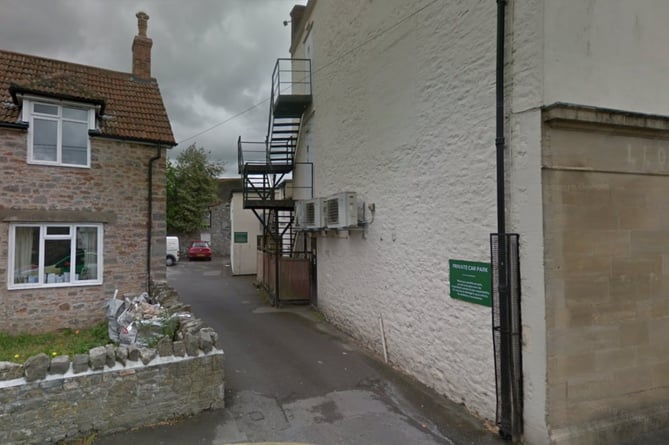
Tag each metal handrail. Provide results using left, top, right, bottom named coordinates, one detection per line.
left=237, top=136, right=243, bottom=174
left=238, top=139, right=267, bottom=173
left=268, top=135, right=296, bottom=166
left=267, top=58, right=312, bottom=161
left=238, top=59, right=313, bottom=207
left=271, top=58, right=312, bottom=104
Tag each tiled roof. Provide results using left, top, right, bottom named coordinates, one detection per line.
left=0, top=49, right=175, bottom=146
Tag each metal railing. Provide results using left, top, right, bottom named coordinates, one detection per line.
left=237, top=58, right=313, bottom=208
left=267, top=135, right=296, bottom=166
left=271, top=58, right=312, bottom=105
left=237, top=137, right=267, bottom=174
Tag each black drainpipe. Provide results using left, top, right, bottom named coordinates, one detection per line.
left=495, top=0, right=517, bottom=441
left=147, top=144, right=162, bottom=294
left=496, top=1, right=506, bottom=238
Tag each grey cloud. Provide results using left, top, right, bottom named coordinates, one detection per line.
left=0, top=0, right=303, bottom=176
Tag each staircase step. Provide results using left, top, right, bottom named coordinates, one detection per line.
left=243, top=163, right=293, bottom=174
left=243, top=199, right=294, bottom=210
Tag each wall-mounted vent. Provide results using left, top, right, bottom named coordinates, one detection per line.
left=325, top=192, right=362, bottom=229
left=304, top=200, right=319, bottom=227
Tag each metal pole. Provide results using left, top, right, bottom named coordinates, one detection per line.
left=274, top=210, right=280, bottom=306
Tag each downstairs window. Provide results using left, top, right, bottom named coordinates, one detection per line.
left=9, top=223, right=103, bottom=289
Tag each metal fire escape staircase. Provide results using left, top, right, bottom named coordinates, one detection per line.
left=238, top=59, right=312, bottom=257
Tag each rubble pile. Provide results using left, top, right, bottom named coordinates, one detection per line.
left=107, top=282, right=208, bottom=348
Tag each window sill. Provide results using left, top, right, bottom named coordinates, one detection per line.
left=27, top=160, right=90, bottom=169
left=8, top=281, right=103, bottom=291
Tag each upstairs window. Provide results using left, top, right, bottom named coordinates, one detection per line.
left=24, top=100, right=94, bottom=167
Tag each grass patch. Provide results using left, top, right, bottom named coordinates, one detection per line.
left=0, top=322, right=109, bottom=363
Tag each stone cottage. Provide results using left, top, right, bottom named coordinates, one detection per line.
left=0, top=12, right=175, bottom=333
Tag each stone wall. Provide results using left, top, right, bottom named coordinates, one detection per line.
left=210, top=179, right=242, bottom=258
left=0, top=127, right=167, bottom=333
left=210, top=200, right=232, bottom=257
left=542, top=104, right=669, bottom=444
left=0, top=350, right=224, bottom=444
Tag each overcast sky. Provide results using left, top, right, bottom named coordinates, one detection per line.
left=0, top=0, right=305, bottom=176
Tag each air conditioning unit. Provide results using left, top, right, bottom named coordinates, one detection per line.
left=325, top=192, right=364, bottom=229
left=294, top=198, right=325, bottom=230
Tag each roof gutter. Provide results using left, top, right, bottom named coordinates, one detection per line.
left=0, top=121, right=29, bottom=130
left=88, top=130, right=176, bottom=148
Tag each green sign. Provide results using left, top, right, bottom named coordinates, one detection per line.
left=234, top=232, right=248, bottom=243
left=449, top=259, right=492, bottom=307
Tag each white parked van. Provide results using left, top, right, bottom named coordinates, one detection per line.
left=166, top=236, right=180, bottom=266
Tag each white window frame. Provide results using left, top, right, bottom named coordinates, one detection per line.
left=22, top=97, right=95, bottom=168
left=8, top=223, right=104, bottom=290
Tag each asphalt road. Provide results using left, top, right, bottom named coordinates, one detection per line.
left=95, top=257, right=504, bottom=445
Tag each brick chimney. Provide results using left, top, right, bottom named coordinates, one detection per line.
left=132, top=11, right=152, bottom=79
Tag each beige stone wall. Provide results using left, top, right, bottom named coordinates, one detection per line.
left=542, top=104, right=669, bottom=443
left=0, top=127, right=167, bottom=333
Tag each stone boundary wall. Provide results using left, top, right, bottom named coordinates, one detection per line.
left=0, top=283, right=225, bottom=444
left=0, top=350, right=224, bottom=444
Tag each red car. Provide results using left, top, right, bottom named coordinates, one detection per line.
left=187, top=240, right=212, bottom=261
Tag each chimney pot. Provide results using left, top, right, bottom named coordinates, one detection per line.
left=136, top=11, right=149, bottom=37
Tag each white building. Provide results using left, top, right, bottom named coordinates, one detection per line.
left=230, top=191, right=261, bottom=275
left=239, top=1, right=669, bottom=443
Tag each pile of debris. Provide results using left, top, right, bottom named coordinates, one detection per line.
left=106, top=283, right=207, bottom=348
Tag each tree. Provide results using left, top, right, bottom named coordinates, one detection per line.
left=166, top=144, right=223, bottom=235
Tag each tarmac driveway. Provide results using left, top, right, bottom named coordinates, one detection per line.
left=95, top=257, right=504, bottom=445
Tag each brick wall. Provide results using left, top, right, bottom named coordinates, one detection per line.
left=0, top=127, right=167, bottom=333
